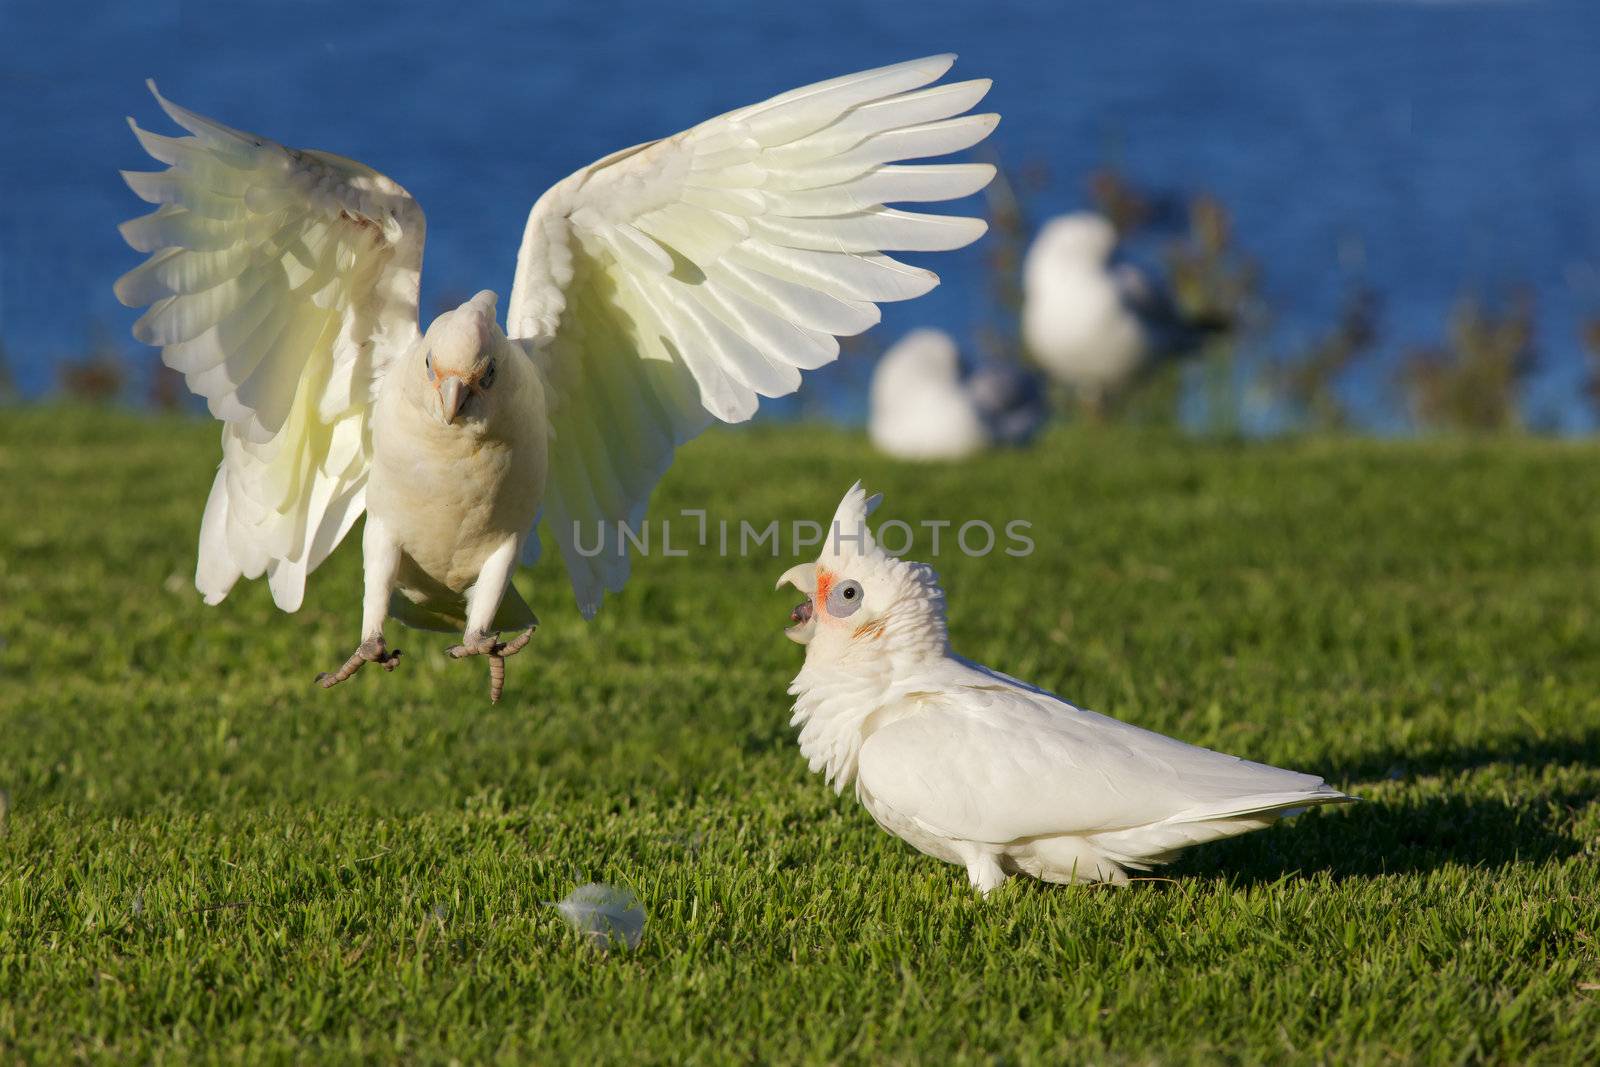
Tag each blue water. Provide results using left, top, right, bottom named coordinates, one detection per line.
left=3, top=0, right=1598, bottom=430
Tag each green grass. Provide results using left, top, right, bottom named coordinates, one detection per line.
left=1, top=407, right=1598, bottom=1064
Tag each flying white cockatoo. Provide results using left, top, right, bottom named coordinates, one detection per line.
left=114, top=56, right=998, bottom=702
left=868, top=329, right=990, bottom=461
left=777, top=484, right=1350, bottom=891
left=1021, top=212, right=1150, bottom=411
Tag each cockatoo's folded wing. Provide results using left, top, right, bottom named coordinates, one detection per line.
left=857, top=685, right=1343, bottom=845
left=507, top=55, right=997, bottom=616
left=116, top=83, right=426, bottom=610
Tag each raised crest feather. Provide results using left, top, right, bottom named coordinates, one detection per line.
left=823, top=480, right=884, bottom=564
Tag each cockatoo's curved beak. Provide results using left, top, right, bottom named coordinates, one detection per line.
left=438, top=377, right=465, bottom=424
left=777, top=561, right=819, bottom=644
left=776, top=561, right=817, bottom=595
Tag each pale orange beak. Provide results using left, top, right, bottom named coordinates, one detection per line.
left=438, top=376, right=465, bottom=424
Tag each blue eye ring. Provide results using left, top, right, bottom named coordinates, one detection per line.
left=425, top=351, right=435, bottom=381
left=481, top=358, right=497, bottom=389
left=827, top=579, right=863, bottom=617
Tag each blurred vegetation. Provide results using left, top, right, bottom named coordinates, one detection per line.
left=1583, top=318, right=1600, bottom=419
left=55, top=323, right=129, bottom=405
left=1087, top=165, right=1152, bottom=239
left=1162, top=193, right=1260, bottom=436
left=147, top=354, right=187, bottom=412
left=974, top=149, right=1038, bottom=368
left=1163, top=193, right=1257, bottom=340
left=1270, top=287, right=1381, bottom=431
left=0, top=342, right=15, bottom=404
left=51, top=321, right=196, bottom=413
left=1400, top=291, right=1537, bottom=433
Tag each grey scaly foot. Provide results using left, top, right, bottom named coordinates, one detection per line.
left=447, top=625, right=536, bottom=704
left=315, top=634, right=402, bottom=689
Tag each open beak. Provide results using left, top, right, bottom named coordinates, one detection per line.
left=439, top=376, right=465, bottom=424
left=777, top=561, right=819, bottom=645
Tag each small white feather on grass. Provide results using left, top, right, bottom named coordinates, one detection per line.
left=550, top=883, right=644, bottom=951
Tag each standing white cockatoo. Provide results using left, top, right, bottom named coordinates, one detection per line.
left=115, top=56, right=998, bottom=701
left=1021, top=212, right=1149, bottom=412
left=868, top=329, right=990, bottom=461
left=777, top=484, right=1350, bottom=891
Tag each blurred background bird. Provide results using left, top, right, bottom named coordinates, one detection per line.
left=1021, top=212, right=1151, bottom=415
left=868, top=329, right=1048, bottom=461
left=868, top=329, right=990, bottom=461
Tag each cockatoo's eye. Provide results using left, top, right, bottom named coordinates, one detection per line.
left=481, top=358, right=497, bottom=389
left=425, top=351, right=435, bottom=382
left=827, top=579, right=863, bottom=617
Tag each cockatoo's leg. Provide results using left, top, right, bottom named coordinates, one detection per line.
left=447, top=534, right=535, bottom=704
left=315, top=514, right=403, bottom=689
left=957, top=843, right=1008, bottom=896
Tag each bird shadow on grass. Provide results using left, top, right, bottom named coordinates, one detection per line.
left=1173, top=790, right=1589, bottom=887
left=1167, top=726, right=1600, bottom=886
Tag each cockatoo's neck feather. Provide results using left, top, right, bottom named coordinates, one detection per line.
left=788, top=656, right=896, bottom=792
left=789, top=554, right=951, bottom=791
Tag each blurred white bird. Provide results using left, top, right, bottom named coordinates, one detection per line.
left=777, top=485, right=1350, bottom=891
left=1022, top=212, right=1149, bottom=411
left=868, top=329, right=990, bottom=460
left=869, top=330, right=1049, bottom=460
left=115, top=56, right=998, bottom=702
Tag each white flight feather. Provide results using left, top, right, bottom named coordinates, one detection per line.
left=116, top=81, right=425, bottom=611
left=509, top=57, right=996, bottom=616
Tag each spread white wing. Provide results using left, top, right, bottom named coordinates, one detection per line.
left=116, top=83, right=425, bottom=610
left=507, top=55, right=998, bottom=616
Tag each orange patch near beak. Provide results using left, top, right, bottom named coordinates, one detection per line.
left=814, top=568, right=834, bottom=611
left=433, top=370, right=485, bottom=424
left=433, top=369, right=484, bottom=391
